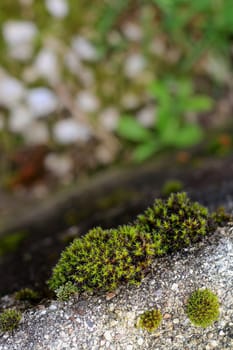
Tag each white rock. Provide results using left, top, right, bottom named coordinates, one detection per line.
left=3, top=21, right=37, bottom=60
left=34, top=49, right=59, bottom=83
left=103, top=330, right=112, bottom=341
left=150, top=37, right=166, bottom=57
left=201, top=54, right=231, bottom=83
left=9, top=105, right=33, bottom=132
left=75, top=91, right=99, bottom=113
left=45, top=0, right=69, bottom=18
left=122, top=22, right=142, bottom=42
left=72, top=36, right=98, bottom=61
left=65, top=50, right=82, bottom=74
left=65, top=50, right=94, bottom=86
left=53, top=119, right=91, bottom=144
left=45, top=153, right=72, bottom=177
left=137, top=105, right=155, bottom=127
left=9, top=43, right=35, bottom=61
left=23, top=121, right=49, bottom=144
left=124, top=54, right=146, bottom=78
left=3, top=21, right=37, bottom=46
left=0, top=75, right=25, bottom=107
left=100, top=107, right=119, bottom=131
left=126, top=345, right=133, bottom=350
left=137, top=338, right=144, bottom=346
left=26, top=88, right=58, bottom=117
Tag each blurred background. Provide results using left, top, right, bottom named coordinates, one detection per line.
left=0, top=0, right=233, bottom=296
left=0, top=0, right=233, bottom=196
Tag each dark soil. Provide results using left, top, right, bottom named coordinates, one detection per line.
left=0, top=155, right=233, bottom=297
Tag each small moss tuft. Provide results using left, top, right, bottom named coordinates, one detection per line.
left=210, top=206, right=232, bottom=227
left=186, top=289, right=220, bottom=328
left=0, top=309, right=22, bottom=333
left=48, top=225, right=155, bottom=293
left=15, top=288, right=40, bottom=303
left=137, top=308, right=162, bottom=332
left=161, top=180, right=183, bottom=196
left=55, top=281, right=78, bottom=301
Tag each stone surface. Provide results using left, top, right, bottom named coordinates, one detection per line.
left=0, top=225, right=232, bottom=350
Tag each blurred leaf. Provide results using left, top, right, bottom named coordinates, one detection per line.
left=117, top=116, right=152, bottom=142
left=133, top=139, right=162, bottom=162
left=149, top=80, right=169, bottom=104
left=175, top=124, right=203, bottom=147
left=186, top=96, right=214, bottom=112
left=159, top=116, right=180, bottom=144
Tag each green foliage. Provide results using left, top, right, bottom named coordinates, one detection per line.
left=137, top=308, right=162, bottom=332
left=153, top=0, right=233, bottom=69
left=137, top=192, right=212, bottom=254
left=0, top=231, right=28, bottom=257
left=186, top=289, right=220, bottom=327
left=210, top=206, right=232, bottom=226
left=0, top=309, right=22, bottom=333
left=118, top=78, right=213, bottom=162
left=48, top=225, right=155, bottom=293
left=55, top=281, right=78, bottom=301
left=15, top=288, right=40, bottom=303
left=161, top=180, right=184, bottom=196
left=49, top=192, right=229, bottom=296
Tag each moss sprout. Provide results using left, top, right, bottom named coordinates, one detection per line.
left=0, top=309, right=22, bottom=333
left=161, top=180, right=183, bottom=196
left=55, top=281, right=78, bottom=301
left=15, top=288, right=40, bottom=303
left=137, top=308, right=162, bottom=332
left=210, top=206, right=232, bottom=226
left=186, top=289, right=220, bottom=328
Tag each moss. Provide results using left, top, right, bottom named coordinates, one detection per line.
left=15, top=288, right=40, bottom=303
left=49, top=192, right=229, bottom=296
left=186, top=289, right=220, bottom=328
left=137, top=308, right=162, bottom=332
left=210, top=206, right=232, bottom=226
left=161, top=180, right=184, bottom=196
left=55, top=281, right=78, bottom=301
left=136, top=192, right=215, bottom=254
left=0, top=309, right=22, bottom=333
left=0, top=231, right=28, bottom=257
left=48, top=225, right=154, bottom=293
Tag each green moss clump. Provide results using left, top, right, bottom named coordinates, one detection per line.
left=55, top=281, right=78, bottom=301
left=137, top=308, right=162, bottom=332
left=161, top=180, right=183, bottom=196
left=186, top=289, right=220, bottom=328
left=137, top=192, right=213, bottom=254
left=49, top=192, right=229, bottom=296
left=15, top=288, right=40, bottom=303
left=48, top=225, right=154, bottom=293
left=0, top=309, right=22, bottom=333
